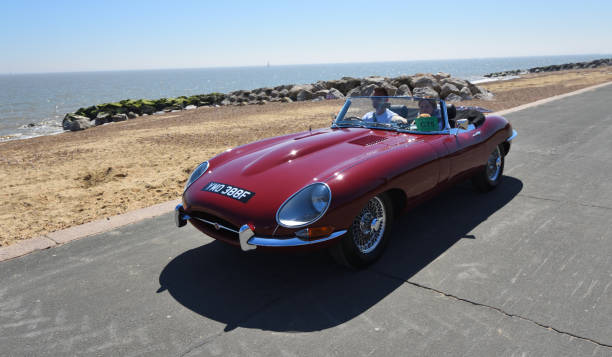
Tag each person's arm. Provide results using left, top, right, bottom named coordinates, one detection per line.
left=390, top=114, right=407, bottom=124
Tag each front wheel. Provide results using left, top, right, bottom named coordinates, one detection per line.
left=472, top=144, right=505, bottom=192
left=330, top=194, right=394, bottom=268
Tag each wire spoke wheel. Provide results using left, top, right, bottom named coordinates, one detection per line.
left=486, top=146, right=502, bottom=182
left=351, top=196, right=386, bottom=254
left=473, top=144, right=504, bottom=192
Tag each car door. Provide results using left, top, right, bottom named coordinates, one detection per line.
left=442, top=126, right=486, bottom=181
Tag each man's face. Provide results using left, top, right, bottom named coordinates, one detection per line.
left=372, top=97, right=387, bottom=112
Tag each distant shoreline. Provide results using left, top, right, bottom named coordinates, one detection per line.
left=483, top=58, right=611, bottom=78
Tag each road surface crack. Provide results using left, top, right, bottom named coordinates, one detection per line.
left=370, top=268, right=612, bottom=349
left=178, top=331, right=224, bottom=357
left=518, top=193, right=612, bottom=211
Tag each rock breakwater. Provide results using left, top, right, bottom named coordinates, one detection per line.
left=484, top=57, right=612, bottom=78
left=62, top=73, right=493, bottom=131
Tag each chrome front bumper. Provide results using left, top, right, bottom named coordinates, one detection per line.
left=507, top=129, right=517, bottom=141
left=175, top=204, right=346, bottom=251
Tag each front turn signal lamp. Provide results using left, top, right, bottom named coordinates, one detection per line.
left=296, top=226, right=334, bottom=240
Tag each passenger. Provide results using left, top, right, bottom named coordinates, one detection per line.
left=362, top=88, right=406, bottom=124
left=418, top=98, right=437, bottom=116
left=416, top=98, right=443, bottom=131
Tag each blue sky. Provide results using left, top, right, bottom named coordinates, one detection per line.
left=1, top=0, right=611, bottom=73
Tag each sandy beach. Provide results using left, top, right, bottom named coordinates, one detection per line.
left=1, top=67, right=611, bottom=247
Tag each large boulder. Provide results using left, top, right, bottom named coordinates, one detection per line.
left=289, top=84, right=314, bottom=100
left=346, top=87, right=361, bottom=97
left=380, top=82, right=398, bottom=96
left=326, top=77, right=360, bottom=94
left=412, top=75, right=440, bottom=91
left=396, top=84, right=411, bottom=96
left=140, top=104, right=155, bottom=115
left=361, top=76, right=387, bottom=86
left=412, top=86, right=439, bottom=99
left=433, top=72, right=451, bottom=81
left=314, top=89, right=330, bottom=98
left=311, top=81, right=328, bottom=92
left=459, top=86, right=473, bottom=100
left=326, top=88, right=345, bottom=99
left=360, top=84, right=378, bottom=97
left=444, top=93, right=463, bottom=103
left=273, top=84, right=293, bottom=91
left=95, top=112, right=111, bottom=125
left=296, top=89, right=314, bottom=101
left=70, top=117, right=94, bottom=131
left=390, top=75, right=413, bottom=88
left=441, top=77, right=469, bottom=90
left=440, top=83, right=461, bottom=99
left=111, top=113, right=128, bottom=122
left=62, top=113, right=93, bottom=131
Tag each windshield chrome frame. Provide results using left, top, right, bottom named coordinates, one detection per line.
left=331, top=96, right=451, bottom=135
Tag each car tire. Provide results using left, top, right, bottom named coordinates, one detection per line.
left=472, top=144, right=505, bottom=192
left=330, top=193, right=394, bottom=268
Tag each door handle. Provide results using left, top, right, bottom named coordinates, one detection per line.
left=473, top=131, right=481, bottom=137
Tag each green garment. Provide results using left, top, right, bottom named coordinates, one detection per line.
left=415, top=116, right=439, bottom=132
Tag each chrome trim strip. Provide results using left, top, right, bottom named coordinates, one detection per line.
left=507, top=129, right=517, bottom=141
left=190, top=216, right=239, bottom=234
left=247, top=230, right=347, bottom=247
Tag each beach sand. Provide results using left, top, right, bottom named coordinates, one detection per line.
left=1, top=67, right=611, bottom=246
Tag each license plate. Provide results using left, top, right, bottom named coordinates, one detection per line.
left=202, top=182, right=255, bottom=203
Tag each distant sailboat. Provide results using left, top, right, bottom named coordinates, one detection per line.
left=266, top=61, right=270, bottom=68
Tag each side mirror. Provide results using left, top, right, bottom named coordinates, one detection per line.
left=456, top=119, right=469, bottom=130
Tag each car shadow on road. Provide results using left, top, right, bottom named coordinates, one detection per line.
left=158, top=176, right=522, bottom=332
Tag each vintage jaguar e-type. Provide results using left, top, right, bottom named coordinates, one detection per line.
left=175, top=96, right=517, bottom=267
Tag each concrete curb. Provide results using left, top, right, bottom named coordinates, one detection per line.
left=2, top=80, right=612, bottom=262
left=1, top=199, right=180, bottom=262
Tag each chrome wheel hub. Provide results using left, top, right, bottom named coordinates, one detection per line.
left=486, top=147, right=502, bottom=182
left=352, top=197, right=386, bottom=254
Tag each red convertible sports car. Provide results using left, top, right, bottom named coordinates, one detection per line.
left=175, top=96, right=517, bottom=267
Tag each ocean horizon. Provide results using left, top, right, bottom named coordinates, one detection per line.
left=1, top=54, right=610, bottom=141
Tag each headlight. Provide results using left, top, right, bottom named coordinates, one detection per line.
left=184, top=161, right=209, bottom=192
left=276, top=183, right=331, bottom=228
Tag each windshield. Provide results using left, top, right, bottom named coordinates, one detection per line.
left=333, top=96, right=448, bottom=133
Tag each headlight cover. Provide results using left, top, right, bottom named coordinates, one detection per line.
left=184, top=161, right=209, bottom=192
left=276, top=183, right=331, bottom=228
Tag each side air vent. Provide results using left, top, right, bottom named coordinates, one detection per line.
left=349, top=135, right=388, bottom=146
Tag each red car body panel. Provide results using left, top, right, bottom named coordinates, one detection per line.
left=182, top=114, right=513, bottom=249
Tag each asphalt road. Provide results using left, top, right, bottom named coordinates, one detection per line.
left=2, top=86, right=612, bottom=356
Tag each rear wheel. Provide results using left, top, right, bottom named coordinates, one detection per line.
left=472, top=144, right=504, bottom=192
left=330, top=194, right=393, bottom=268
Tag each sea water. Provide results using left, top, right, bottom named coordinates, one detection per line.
left=0, top=54, right=609, bottom=141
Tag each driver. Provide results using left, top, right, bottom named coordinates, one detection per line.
left=362, top=88, right=406, bottom=124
